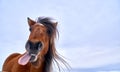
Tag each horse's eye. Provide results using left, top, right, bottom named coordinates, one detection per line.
left=47, top=30, right=52, bottom=35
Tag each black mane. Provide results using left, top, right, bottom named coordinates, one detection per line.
left=36, top=17, right=69, bottom=72
left=37, top=17, right=57, bottom=38
left=37, top=17, right=57, bottom=72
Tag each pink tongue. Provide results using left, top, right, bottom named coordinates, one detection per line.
left=18, top=52, right=31, bottom=65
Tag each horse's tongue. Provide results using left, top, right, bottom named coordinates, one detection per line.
left=18, top=52, right=31, bottom=65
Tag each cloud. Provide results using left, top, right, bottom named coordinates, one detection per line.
left=0, top=0, right=120, bottom=71
left=57, top=46, right=120, bottom=69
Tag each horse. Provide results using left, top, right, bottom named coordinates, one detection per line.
left=2, top=17, right=69, bottom=72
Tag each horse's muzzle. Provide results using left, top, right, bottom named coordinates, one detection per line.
left=25, top=41, right=43, bottom=62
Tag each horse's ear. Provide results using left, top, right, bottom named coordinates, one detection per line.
left=27, top=17, right=36, bottom=27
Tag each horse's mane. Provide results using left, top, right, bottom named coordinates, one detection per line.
left=37, top=17, right=69, bottom=72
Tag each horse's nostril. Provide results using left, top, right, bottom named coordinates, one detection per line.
left=37, top=42, right=42, bottom=50
left=25, top=41, right=31, bottom=51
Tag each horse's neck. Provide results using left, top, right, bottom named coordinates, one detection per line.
left=40, top=60, right=52, bottom=72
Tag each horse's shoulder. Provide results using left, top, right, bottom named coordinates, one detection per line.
left=2, top=53, right=21, bottom=71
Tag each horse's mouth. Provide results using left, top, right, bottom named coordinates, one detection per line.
left=18, top=52, right=39, bottom=65
left=29, top=54, right=38, bottom=62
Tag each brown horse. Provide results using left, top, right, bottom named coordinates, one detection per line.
left=2, top=17, right=69, bottom=72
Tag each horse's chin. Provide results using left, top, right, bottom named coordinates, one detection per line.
left=30, top=56, right=40, bottom=68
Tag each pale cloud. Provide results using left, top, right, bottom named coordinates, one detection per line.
left=0, top=0, right=120, bottom=71
left=57, top=46, right=120, bottom=69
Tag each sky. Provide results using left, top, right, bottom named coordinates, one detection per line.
left=0, top=0, right=120, bottom=72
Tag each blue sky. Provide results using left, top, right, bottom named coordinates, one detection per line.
left=0, top=0, right=120, bottom=72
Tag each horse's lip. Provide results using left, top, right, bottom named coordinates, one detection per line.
left=29, top=54, right=38, bottom=62
left=30, top=54, right=36, bottom=56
